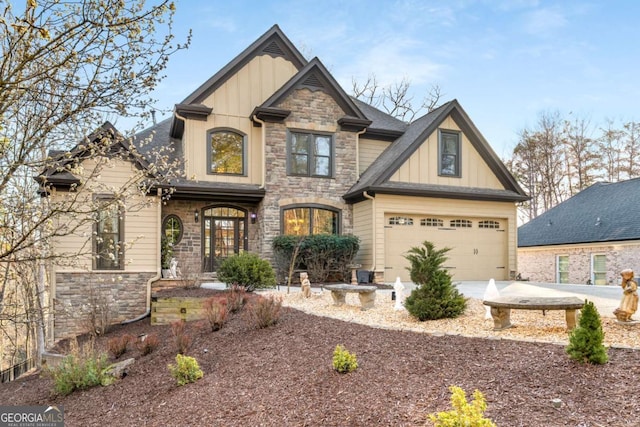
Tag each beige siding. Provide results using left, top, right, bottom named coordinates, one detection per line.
left=353, top=199, right=374, bottom=268
left=359, top=138, right=390, bottom=175
left=52, top=158, right=160, bottom=273
left=390, top=116, right=504, bottom=190
left=372, top=194, right=518, bottom=281
left=182, top=55, right=299, bottom=183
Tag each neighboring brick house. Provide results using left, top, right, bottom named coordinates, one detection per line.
left=41, top=25, right=527, bottom=340
left=518, top=178, right=640, bottom=285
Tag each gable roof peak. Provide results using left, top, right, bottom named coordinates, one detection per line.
left=254, top=56, right=368, bottom=122
left=180, top=24, right=307, bottom=105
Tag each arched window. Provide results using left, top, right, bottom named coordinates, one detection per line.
left=282, top=206, right=339, bottom=235
left=207, top=129, right=246, bottom=175
left=162, top=214, right=183, bottom=245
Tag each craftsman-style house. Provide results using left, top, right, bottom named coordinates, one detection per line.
left=41, top=25, right=528, bottom=339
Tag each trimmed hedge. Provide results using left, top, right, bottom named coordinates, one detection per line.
left=272, top=234, right=360, bottom=283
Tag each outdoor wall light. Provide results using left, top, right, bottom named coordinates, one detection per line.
left=250, top=212, right=257, bottom=224
left=194, top=210, right=199, bottom=223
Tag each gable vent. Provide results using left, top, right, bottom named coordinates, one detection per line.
left=262, top=40, right=285, bottom=56
left=301, top=73, right=324, bottom=89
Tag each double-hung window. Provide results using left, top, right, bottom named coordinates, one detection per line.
left=94, top=198, right=124, bottom=270
left=592, top=254, right=607, bottom=285
left=288, top=131, right=333, bottom=177
left=438, top=130, right=461, bottom=177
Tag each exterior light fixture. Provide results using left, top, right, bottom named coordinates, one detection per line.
left=250, top=212, right=257, bottom=224
left=194, top=210, right=199, bottom=223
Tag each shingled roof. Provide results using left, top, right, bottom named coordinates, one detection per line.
left=343, top=100, right=528, bottom=203
left=518, top=178, right=640, bottom=247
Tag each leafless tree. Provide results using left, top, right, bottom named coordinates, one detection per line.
left=597, top=119, right=624, bottom=182
left=562, top=114, right=601, bottom=194
left=351, top=73, right=443, bottom=122
left=621, top=121, right=640, bottom=179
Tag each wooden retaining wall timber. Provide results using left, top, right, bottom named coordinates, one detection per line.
left=150, top=297, right=207, bottom=325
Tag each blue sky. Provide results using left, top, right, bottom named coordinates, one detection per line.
left=127, top=0, right=640, bottom=158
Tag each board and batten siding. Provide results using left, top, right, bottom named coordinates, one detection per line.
left=372, top=194, right=518, bottom=279
left=390, top=116, right=504, bottom=190
left=52, top=157, right=160, bottom=273
left=358, top=138, right=390, bottom=176
left=182, top=55, right=299, bottom=184
left=352, top=199, right=374, bottom=269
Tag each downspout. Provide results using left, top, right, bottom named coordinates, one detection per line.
left=121, top=187, right=163, bottom=324
left=251, top=114, right=267, bottom=189
left=363, top=191, right=376, bottom=274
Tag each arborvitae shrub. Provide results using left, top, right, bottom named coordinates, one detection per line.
left=403, top=241, right=467, bottom=321
left=332, top=344, right=358, bottom=373
left=218, top=252, right=276, bottom=291
left=168, top=354, right=203, bottom=386
left=428, top=385, right=496, bottom=427
left=566, top=300, right=608, bottom=364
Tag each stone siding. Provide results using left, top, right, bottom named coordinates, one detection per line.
left=259, top=88, right=356, bottom=261
left=518, top=242, right=640, bottom=285
left=54, top=272, right=154, bottom=340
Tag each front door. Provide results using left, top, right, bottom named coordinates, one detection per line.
left=203, top=207, right=247, bottom=272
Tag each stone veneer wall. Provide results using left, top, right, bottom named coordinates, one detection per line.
left=258, top=88, right=357, bottom=262
left=517, top=242, right=640, bottom=285
left=161, top=200, right=260, bottom=274
left=54, top=272, right=154, bottom=340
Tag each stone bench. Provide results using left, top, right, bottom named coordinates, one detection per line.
left=324, top=284, right=377, bottom=310
left=483, top=296, right=585, bottom=331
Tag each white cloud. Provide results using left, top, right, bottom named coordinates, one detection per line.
left=521, top=7, right=567, bottom=36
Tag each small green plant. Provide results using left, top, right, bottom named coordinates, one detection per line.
left=218, top=252, right=277, bottom=291
left=226, top=284, right=247, bottom=313
left=204, top=296, right=228, bottom=331
left=136, top=333, right=159, bottom=356
left=428, top=385, right=496, bottom=427
left=48, top=347, right=112, bottom=396
left=246, top=295, right=283, bottom=328
left=171, top=320, right=192, bottom=355
left=107, top=334, right=132, bottom=359
left=404, top=241, right=467, bottom=321
left=332, top=344, right=358, bottom=373
left=566, top=300, right=608, bottom=364
left=168, top=354, right=203, bottom=386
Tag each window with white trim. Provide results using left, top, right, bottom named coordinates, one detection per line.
left=557, top=255, right=569, bottom=284
left=591, top=254, right=607, bottom=285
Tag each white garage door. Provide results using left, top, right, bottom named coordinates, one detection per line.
left=384, top=214, right=507, bottom=282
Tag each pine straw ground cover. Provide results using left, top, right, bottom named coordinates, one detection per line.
left=0, top=287, right=638, bottom=426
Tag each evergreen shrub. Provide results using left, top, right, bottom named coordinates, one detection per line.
left=332, top=344, right=358, bottom=373
left=566, top=300, right=608, bottom=364
left=218, top=252, right=276, bottom=291
left=403, top=241, right=467, bottom=321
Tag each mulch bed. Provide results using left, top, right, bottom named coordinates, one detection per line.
left=1, top=290, right=639, bottom=426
